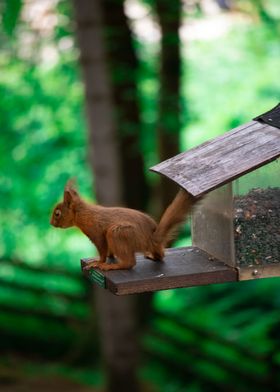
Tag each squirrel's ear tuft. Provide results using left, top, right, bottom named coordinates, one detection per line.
left=64, top=189, right=72, bottom=206
left=65, top=178, right=77, bottom=191
left=64, top=178, right=79, bottom=206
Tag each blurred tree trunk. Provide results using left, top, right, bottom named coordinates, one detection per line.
left=102, top=0, right=149, bottom=210
left=72, top=0, right=122, bottom=205
left=72, top=1, right=143, bottom=391
left=154, top=0, right=183, bottom=210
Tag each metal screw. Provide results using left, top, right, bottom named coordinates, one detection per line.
left=252, top=269, right=259, bottom=277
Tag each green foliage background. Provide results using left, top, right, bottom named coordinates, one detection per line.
left=0, top=0, right=94, bottom=270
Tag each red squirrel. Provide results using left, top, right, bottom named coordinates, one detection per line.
left=50, top=180, right=197, bottom=271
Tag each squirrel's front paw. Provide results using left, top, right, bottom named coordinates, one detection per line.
left=98, top=263, right=111, bottom=271
left=83, top=260, right=103, bottom=270
left=98, top=263, right=118, bottom=271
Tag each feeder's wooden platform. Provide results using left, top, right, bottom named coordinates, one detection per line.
left=81, top=247, right=238, bottom=295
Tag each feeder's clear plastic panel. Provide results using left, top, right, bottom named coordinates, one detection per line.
left=192, top=184, right=235, bottom=267
left=233, top=159, right=280, bottom=268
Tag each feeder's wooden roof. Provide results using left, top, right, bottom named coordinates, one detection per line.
left=151, top=120, right=280, bottom=198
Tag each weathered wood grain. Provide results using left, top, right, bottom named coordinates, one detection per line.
left=81, top=247, right=237, bottom=295
left=151, top=121, right=280, bottom=197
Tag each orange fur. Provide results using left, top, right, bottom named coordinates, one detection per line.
left=50, top=181, right=197, bottom=270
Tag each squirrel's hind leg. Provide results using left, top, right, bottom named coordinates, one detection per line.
left=99, top=224, right=137, bottom=270
left=144, top=240, right=165, bottom=262
left=144, top=249, right=164, bottom=262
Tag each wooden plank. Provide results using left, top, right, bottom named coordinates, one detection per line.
left=150, top=121, right=280, bottom=197
left=81, top=247, right=238, bottom=295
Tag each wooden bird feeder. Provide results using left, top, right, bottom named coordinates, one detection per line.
left=82, top=103, right=280, bottom=295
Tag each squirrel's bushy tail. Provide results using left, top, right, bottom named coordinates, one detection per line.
left=153, top=189, right=197, bottom=247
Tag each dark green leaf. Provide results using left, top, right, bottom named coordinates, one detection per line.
left=2, top=0, right=22, bottom=36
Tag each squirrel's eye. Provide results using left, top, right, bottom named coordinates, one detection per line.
left=55, top=209, right=61, bottom=218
